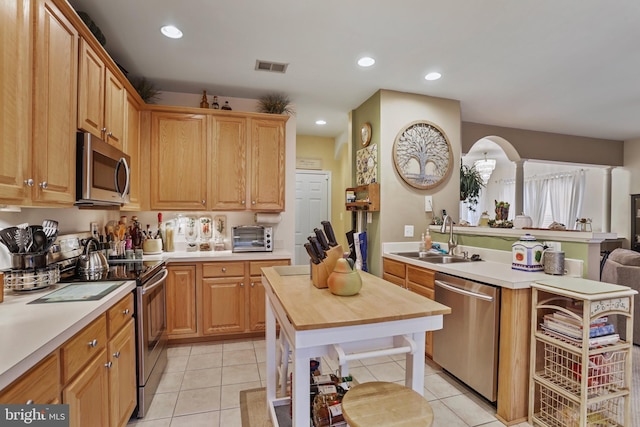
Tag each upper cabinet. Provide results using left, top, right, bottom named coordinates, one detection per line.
left=30, top=0, right=78, bottom=205
left=77, top=38, right=125, bottom=150
left=121, top=93, right=144, bottom=211
left=149, top=111, right=209, bottom=210
left=150, top=107, right=287, bottom=211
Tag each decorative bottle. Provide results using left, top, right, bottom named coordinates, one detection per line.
left=211, top=96, right=220, bottom=109
left=221, top=100, right=232, bottom=110
left=200, top=91, right=209, bottom=108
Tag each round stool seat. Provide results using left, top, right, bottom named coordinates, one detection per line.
left=341, top=381, right=434, bottom=427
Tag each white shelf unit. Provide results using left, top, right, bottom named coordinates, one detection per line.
left=529, top=282, right=636, bottom=427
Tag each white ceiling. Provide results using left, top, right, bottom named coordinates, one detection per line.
left=68, top=0, right=640, bottom=141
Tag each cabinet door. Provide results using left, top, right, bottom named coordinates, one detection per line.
left=104, top=67, right=125, bottom=150
left=210, top=116, right=247, bottom=210
left=32, top=0, right=77, bottom=205
left=108, top=319, right=136, bottom=427
left=250, top=118, right=285, bottom=211
left=167, top=265, right=197, bottom=336
left=201, top=277, right=245, bottom=335
left=248, top=277, right=266, bottom=331
left=0, top=352, right=60, bottom=404
left=150, top=112, right=208, bottom=210
left=0, top=0, right=31, bottom=202
left=122, top=94, right=142, bottom=210
left=77, top=38, right=105, bottom=138
left=63, top=350, right=109, bottom=427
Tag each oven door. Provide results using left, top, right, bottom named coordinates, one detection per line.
left=136, top=267, right=168, bottom=385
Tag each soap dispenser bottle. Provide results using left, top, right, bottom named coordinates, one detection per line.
left=424, top=228, right=432, bottom=251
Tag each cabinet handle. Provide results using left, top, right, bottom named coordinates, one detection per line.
left=240, top=283, right=244, bottom=287
left=26, top=400, right=34, bottom=405
left=24, top=179, right=34, bottom=187
left=107, top=131, right=113, bottom=137
left=122, top=308, right=130, bottom=315
left=202, top=200, right=206, bottom=205
left=88, top=339, right=98, bottom=348
left=242, top=200, right=246, bottom=205
left=251, top=282, right=255, bottom=287
left=221, top=267, right=226, bottom=272
left=113, top=351, right=121, bottom=359
left=38, top=181, right=48, bottom=189
left=105, top=361, right=112, bottom=368
left=252, top=200, right=256, bottom=205
left=101, top=127, right=107, bottom=133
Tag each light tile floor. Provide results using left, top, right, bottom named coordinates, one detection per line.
left=127, top=338, right=533, bottom=427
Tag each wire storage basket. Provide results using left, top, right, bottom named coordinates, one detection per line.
left=3, top=264, right=60, bottom=292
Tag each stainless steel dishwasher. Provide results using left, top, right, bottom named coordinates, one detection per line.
left=433, top=272, right=500, bottom=402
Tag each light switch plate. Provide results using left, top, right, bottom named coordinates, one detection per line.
left=424, top=196, right=433, bottom=212
left=404, top=225, right=414, bottom=237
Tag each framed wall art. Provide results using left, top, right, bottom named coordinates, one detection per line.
left=392, top=120, right=453, bottom=190
left=356, top=143, right=377, bottom=185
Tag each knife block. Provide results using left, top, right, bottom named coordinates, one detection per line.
left=311, top=245, right=344, bottom=289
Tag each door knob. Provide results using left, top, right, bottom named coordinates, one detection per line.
left=105, top=361, right=112, bottom=368
left=38, top=181, right=48, bottom=189
left=113, top=351, right=121, bottom=359
left=24, top=179, right=34, bottom=187
left=88, top=339, right=98, bottom=348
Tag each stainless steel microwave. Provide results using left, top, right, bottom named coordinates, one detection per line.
left=76, top=132, right=131, bottom=206
left=232, top=226, right=273, bottom=252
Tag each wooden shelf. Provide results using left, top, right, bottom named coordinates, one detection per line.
left=345, top=183, right=379, bottom=211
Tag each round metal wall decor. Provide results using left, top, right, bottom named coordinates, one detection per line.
left=392, top=120, right=453, bottom=190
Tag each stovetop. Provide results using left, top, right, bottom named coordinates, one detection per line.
left=60, top=259, right=165, bottom=284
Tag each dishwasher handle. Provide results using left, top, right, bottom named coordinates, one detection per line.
left=435, top=279, right=494, bottom=302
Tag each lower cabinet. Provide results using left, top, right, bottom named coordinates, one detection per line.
left=166, top=259, right=290, bottom=340
left=107, top=318, right=136, bottom=427
left=0, top=352, right=60, bottom=404
left=63, top=349, right=110, bottom=427
left=382, top=258, right=436, bottom=358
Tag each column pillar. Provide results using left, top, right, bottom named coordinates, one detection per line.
left=602, top=167, right=612, bottom=233
left=514, top=160, right=525, bottom=217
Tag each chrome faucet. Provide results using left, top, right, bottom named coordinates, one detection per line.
left=440, top=215, right=457, bottom=255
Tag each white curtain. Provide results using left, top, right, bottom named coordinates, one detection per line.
left=548, top=170, right=585, bottom=228
left=498, top=179, right=516, bottom=214
left=524, top=176, right=549, bottom=227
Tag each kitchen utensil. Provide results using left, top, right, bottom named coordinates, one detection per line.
left=308, top=236, right=325, bottom=260
left=76, top=238, right=109, bottom=275
left=321, top=221, right=338, bottom=246
left=314, top=228, right=330, bottom=250
left=541, top=249, right=565, bottom=275
left=0, top=227, right=20, bottom=253
left=31, top=230, right=47, bottom=252
left=42, top=219, right=58, bottom=238
left=304, top=242, right=320, bottom=264
left=15, top=225, right=30, bottom=253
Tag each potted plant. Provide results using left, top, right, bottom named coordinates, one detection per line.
left=460, top=163, right=485, bottom=211
left=257, top=93, right=295, bottom=115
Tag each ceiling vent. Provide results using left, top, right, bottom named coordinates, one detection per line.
left=255, top=60, right=288, bottom=73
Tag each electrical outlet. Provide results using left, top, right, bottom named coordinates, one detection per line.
left=425, top=196, right=433, bottom=212
left=404, top=225, right=414, bottom=237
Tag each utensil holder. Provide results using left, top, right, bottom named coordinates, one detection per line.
left=311, top=245, right=343, bottom=288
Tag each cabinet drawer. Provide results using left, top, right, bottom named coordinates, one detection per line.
left=61, top=315, right=107, bottom=384
left=202, top=262, right=245, bottom=278
left=108, top=293, right=134, bottom=338
left=383, top=258, right=406, bottom=279
left=406, top=265, right=435, bottom=289
left=383, top=272, right=405, bottom=288
left=0, top=352, right=60, bottom=404
left=249, top=259, right=290, bottom=276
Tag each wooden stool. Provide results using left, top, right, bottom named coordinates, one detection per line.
left=341, top=381, right=434, bottom=427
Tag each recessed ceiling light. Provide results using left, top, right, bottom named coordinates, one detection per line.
left=161, top=25, right=183, bottom=39
left=315, top=120, right=327, bottom=125
left=425, top=72, right=442, bottom=81
left=357, top=57, right=375, bottom=67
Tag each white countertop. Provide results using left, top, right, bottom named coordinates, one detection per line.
left=144, top=249, right=292, bottom=263
left=383, top=242, right=580, bottom=289
left=0, top=280, right=136, bottom=390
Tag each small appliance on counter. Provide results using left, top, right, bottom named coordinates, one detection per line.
left=231, top=225, right=273, bottom=252
left=511, top=234, right=544, bottom=272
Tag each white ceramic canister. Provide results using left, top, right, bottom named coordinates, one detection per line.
left=513, top=214, right=533, bottom=229
left=512, top=234, right=544, bottom=272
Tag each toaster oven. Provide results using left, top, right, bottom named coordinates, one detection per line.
left=231, top=226, right=273, bottom=252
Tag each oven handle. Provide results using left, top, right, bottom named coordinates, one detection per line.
left=142, top=268, right=168, bottom=295
left=434, top=280, right=494, bottom=302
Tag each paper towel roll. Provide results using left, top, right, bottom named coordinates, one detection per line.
left=254, top=213, right=282, bottom=224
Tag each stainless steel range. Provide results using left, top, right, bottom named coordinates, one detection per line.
left=53, top=232, right=167, bottom=419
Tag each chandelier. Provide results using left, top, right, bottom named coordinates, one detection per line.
left=474, top=152, right=496, bottom=184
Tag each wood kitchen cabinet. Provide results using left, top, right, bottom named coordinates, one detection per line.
left=121, top=93, right=144, bottom=211
left=150, top=112, right=209, bottom=210
left=20, top=0, right=78, bottom=206
left=248, top=260, right=290, bottom=331
left=382, top=258, right=436, bottom=357
left=210, top=115, right=247, bottom=210
left=201, top=262, right=246, bottom=335
left=0, top=352, right=60, bottom=404
left=0, top=0, right=31, bottom=202
left=63, top=348, right=110, bottom=427
left=107, top=319, right=136, bottom=427
left=77, top=37, right=126, bottom=150
left=167, top=264, right=198, bottom=338
left=249, top=118, right=286, bottom=211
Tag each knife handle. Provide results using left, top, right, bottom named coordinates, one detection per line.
left=308, top=236, right=326, bottom=259
left=313, top=228, right=330, bottom=250
left=321, top=221, right=338, bottom=246
left=304, top=242, right=320, bottom=264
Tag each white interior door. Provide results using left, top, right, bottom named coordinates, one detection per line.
left=295, top=170, right=331, bottom=265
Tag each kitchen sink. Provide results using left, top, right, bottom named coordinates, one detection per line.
left=391, top=251, right=475, bottom=264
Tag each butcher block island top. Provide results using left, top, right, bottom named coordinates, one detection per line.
left=261, top=265, right=451, bottom=331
